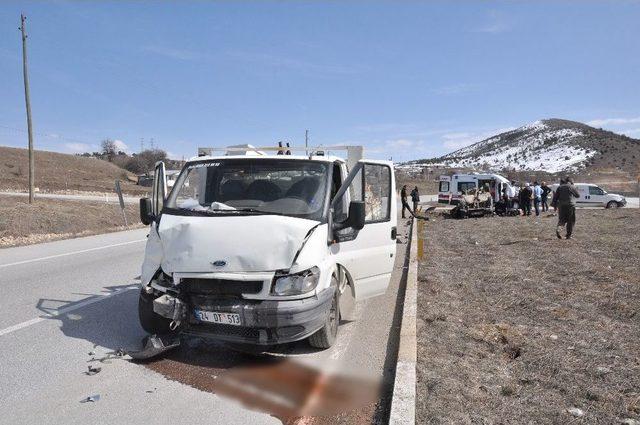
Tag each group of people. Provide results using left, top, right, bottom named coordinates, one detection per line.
left=505, top=178, right=580, bottom=239
left=514, top=181, right=552, bottom=217
left=400, top=185, right=420, bottom=218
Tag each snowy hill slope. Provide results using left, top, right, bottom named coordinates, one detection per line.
left=409, top=119, right=640, bottom=173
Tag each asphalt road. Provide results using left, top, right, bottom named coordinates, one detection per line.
left=0, top=220, right=410, bottom=424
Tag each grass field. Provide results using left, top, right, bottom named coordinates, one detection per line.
left=416, top=209, right=639, bottom=424
left=0, top=196, right=142, bottom=247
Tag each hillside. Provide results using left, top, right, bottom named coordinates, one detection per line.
left=0, top=146, right=148, bottom=195
left=409, top=119, right=640, bottom=174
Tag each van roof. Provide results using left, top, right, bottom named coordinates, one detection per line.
left=186, top=154, right=344, bottom=164
left=444, top=173, right=510, bottom=184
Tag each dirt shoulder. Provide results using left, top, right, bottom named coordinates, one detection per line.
left=0, top=196, right=143, bottom=248
left=0, top=145, right=149, bottom=196
left=416, top=209, right=639, bottom=424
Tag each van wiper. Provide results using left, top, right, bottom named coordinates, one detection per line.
left=236, top=208, right=284, bottom=216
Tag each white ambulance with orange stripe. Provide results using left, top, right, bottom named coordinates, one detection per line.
left=438, top=173, right=515, bottom=205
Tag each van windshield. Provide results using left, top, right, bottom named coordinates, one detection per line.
left=165, top=158, right=330, bottom=220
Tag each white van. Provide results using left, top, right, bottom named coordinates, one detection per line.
left=438, top=173, right=515, bottom=204
left=550, top=183, right=627, bottom=208
left=137, top=146, right=397, bottom=349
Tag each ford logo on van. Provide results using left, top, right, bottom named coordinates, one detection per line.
left=211, top=260, right=227, bottom=268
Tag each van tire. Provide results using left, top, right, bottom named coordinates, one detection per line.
left=606, top=201, right=618, bottom=209
left=309, top=276, right=339, bottom=349
left=138, top=289, right=172, bottom=334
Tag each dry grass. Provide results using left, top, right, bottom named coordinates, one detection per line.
left=0, top=146, right=148, bottom=196
left=416, top=209, right=640, bottom=424
left=0, top=196, right=142, bottom=247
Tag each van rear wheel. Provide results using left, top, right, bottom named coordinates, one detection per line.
left=309, top=276, right=339, bottom=349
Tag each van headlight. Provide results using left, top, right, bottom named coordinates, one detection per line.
left=272, top=267, right=320, bottom=296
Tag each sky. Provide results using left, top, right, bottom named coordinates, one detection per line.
left=0, top=1, right=639, bottom=162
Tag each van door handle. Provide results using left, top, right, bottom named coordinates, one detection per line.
left=391, top=227, right=397, bottom=240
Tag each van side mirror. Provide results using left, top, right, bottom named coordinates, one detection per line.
left=140, top=198, right=153, bottom=225
left=333, top=201, right=365, bottom=231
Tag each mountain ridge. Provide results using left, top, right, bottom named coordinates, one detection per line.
left=407, top=118, right=640, bottom=174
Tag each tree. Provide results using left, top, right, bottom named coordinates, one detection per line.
left=124, top=149, right=167, bottom=174
left=101, top=139, right=117, bottom=161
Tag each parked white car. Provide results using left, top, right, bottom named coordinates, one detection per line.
left=550, top=183, right=627, bottom=208
left=137, top=145, right=397, bottom=349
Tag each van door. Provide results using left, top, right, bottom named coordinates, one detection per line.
left=330, top=161, right=396, bottom=301
left=575, top=185, right=592, bottom=207
left=588, top=185, right=606, bottom=207
left=151, top=161, right=167, bottom=216
left=438, top=176, right=452, bottom=204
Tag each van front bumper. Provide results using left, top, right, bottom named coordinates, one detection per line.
left=183, top=287, right=334, bottom=345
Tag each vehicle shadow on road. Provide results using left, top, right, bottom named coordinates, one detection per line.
left=36, top=283, right=147, bottom=354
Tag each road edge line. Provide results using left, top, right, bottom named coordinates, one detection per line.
left=388, top=217, right=417, bottom=425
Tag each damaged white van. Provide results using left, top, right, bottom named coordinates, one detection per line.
left=137, top=146, right=397, bottom=349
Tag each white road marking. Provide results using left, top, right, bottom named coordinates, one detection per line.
left=0, top=239, right=146, bottom=269
left=0, top=286, right=138, bottom=337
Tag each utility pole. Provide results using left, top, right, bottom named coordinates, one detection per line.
left=150, top=137, right=155, bottom=150
left=140, top=137, right=145, bottom=152
left=20, top=14, right=35, bottom=204
left=305, top=129, right=309, bottom=155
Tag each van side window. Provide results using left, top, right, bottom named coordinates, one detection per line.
left=363, top=164, right=391, bottom=222
left=589, top=186, right=604, bottom=195
left=332, top=162, right=348, bottom=221
left=458, top=181, right=476, bottom=194
left=439, top=181, right=449, bottom=192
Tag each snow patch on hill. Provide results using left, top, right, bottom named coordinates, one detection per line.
left=426, top=121, right=598, bottom=173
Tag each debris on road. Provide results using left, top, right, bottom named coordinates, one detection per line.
left=128, top=334, right=180, bottom=361
left=567, top=407, right=584, bottom=417
left=86, top=365, right=101, bottom=376
left=80, top=395, right=100, bottom=403
left=115, top=348, right=126, bottom=357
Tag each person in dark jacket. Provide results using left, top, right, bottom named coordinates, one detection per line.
left=400, top=185, right=412, bottom=218
left=519, top=183, right=532, bottom=216
left=410, top=186, right=420, bottom=215
left=540, top=181, right=552, bottom=212
left=551, top=177, right=580, bottom=239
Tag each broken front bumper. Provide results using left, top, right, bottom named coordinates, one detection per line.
left=183, top=287, right=334, bottom=345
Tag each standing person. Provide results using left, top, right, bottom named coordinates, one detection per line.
left=520, top=183, right=532, bottom=216
left=551, top=177, right=580, bottom=239
left=533, top=181, right=543, bottom=216
left=540, top=181, right=552, bottom=212
left=502, top=184, right=510, bottom=208
left=410, top=186, right=420, bottom=215
left=400, top=185, right=412, bottom=218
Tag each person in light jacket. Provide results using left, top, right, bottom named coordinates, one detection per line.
left=532, top=181, right=543, bottom=216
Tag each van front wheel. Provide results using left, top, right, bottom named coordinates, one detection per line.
left=309, top=276, right=339, bottom=349
left=606, top=201, right=619, bottom=209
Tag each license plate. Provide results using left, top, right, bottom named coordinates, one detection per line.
left=194, top=309, right=241, bottom=326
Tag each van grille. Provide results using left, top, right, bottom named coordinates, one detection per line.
left=188, top=322, right=261, bottom=340
left=182, top=278, right=263, bottom=298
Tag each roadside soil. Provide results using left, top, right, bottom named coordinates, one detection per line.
left=0, top=195, right=142, bottom=247
left=416, top=208, right=640, bottom=424
left=0, top=145, right=149, bottom=196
